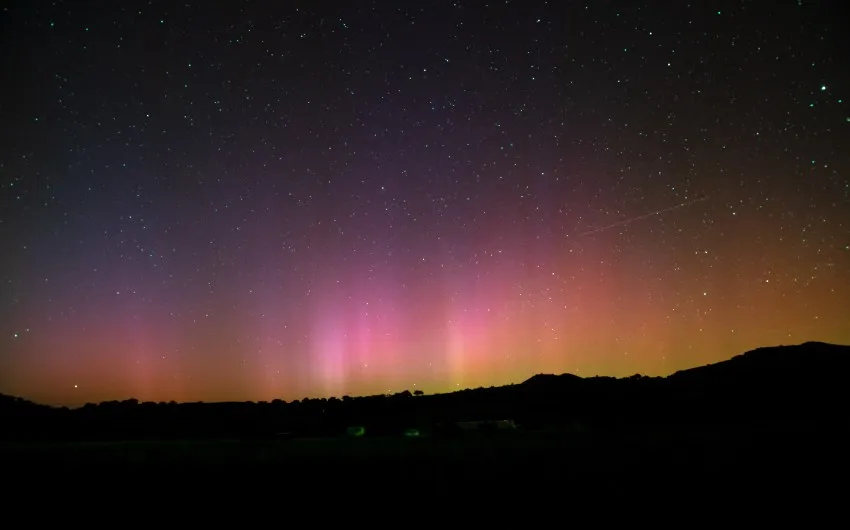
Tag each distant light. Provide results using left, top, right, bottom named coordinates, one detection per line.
left=820, top=85, right=827, bottom=91
left=74, top=384, right=78, bottom=389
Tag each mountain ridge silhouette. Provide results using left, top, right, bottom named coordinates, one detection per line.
left=1, top=341, right=847, bottom=441
left=2, top=340, right=848, bottom=408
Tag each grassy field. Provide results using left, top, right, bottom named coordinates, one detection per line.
left=3, top=423, right=842, bottom=497
left=1, top=423, right=844, bottom=521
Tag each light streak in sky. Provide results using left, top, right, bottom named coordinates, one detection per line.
left=573, top=196, right=709, bottom=237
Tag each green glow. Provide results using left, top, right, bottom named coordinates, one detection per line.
left=346, top=425, right=366, bottom=437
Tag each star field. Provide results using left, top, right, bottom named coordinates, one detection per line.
left=1, top=1, right=848, bottom=406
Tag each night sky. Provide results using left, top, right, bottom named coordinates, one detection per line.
left=2, top=1, right=848, bottom=407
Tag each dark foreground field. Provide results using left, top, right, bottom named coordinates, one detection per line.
left=3, top=421, right=846, bottom=510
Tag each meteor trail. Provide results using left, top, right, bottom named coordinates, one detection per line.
left=572, top=196, right=708, bottom=237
